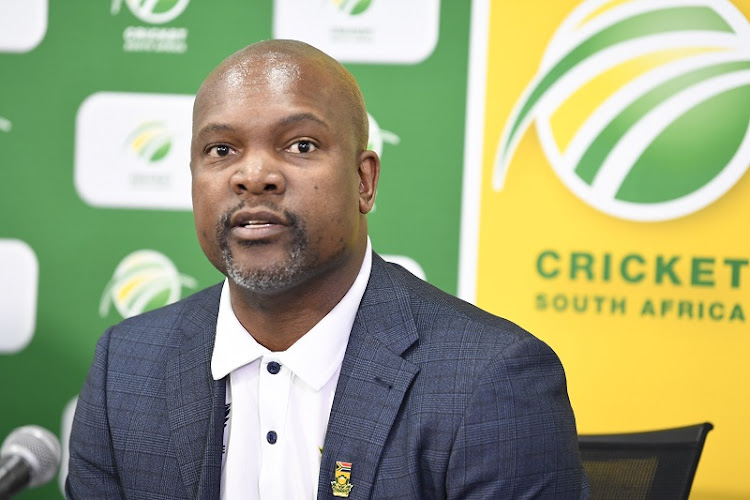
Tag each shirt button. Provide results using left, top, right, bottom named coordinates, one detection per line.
left=266, top=431, right=278, bottom=444
left=267, top=361, right=281, bottom=374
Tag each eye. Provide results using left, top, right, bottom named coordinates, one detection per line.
left=287, top=140, right=317, bottom=154
left=206, top=144, right=236, bottom=157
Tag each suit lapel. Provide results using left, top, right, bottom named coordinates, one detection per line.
left=318, top=255, right=420, bottom=499
left=165, top=285, right=226, bottom=500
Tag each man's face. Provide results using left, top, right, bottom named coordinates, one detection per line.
left=190, top=55, right=376, bottom=294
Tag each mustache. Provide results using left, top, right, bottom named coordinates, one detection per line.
left=217, top=201, right=299, bottom=240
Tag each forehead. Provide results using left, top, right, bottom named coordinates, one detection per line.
left=193, top=54, right=344, bottom=130
left=222, top=54, right=304, bottom=96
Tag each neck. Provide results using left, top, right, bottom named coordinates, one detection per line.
left=228, top=245, right=367, bottom=352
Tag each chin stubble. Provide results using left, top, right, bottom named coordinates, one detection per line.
left=217, top=207, right=313, bottom=292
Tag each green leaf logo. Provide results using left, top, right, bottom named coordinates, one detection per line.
left=112, top=0, right=190, bottom=24
left=333, top=0, right=373, bottom=16
left=99, top=250, right=196, bottom=319
left=124, top=121, right=173, bottom=164
left=495, top=0, right=750, bottom=221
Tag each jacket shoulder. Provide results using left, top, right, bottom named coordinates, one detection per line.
left=108, top=283, right=222, bottom=332
left=378, top=256, right=535, bottom=349
left=98, top=283, right=223, bottom=360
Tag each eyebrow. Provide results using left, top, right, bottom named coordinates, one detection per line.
left=277, top=112, right=329, bottom=129
left=195, top=122, right=235, bottom=138
left=196, top=112, right=329, bottom=139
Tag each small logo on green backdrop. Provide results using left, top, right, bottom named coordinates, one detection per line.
left=99, top=250, right=196, bottom=319
left=494, top=0, right=750, bottom=222
left=111, top=0, right=190, bottom=24
left=367, top=113, right=399, bottom=159
left=0, top=117, right=11, bottom=133
left=332, top=0, right=372, bottom=16
left=124, top=121, right=173, bottom=163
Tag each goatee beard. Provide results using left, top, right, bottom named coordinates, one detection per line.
left=218, top=204, right=311, bottom=293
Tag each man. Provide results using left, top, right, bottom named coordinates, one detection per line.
left=67, top=39, right=587, bottom=499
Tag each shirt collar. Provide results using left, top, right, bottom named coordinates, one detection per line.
left=211, top=239, right=372, bottom=391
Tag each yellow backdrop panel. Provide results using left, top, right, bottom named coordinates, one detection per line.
left=467, top=0, right=750, bottom=497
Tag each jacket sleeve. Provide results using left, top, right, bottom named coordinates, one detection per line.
left=445, top=336, right=589, bottom=499
left=66, top=328, right=126, bottom=499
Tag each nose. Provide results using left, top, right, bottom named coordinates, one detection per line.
left=230, top=153, right=286, bottom=197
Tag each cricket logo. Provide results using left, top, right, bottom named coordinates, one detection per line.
left=495, top=0, right=750, bottom=221
left=367, top=112, right=400, bottom=159
left=331, top=0, right=372, bottom=16
left=124, top=121, right=173, bottom=163
left=111, top=0, right=190, bottom=24
left=99, top=250, right=196, bottom=319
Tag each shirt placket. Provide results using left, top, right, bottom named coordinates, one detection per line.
left=257, top=355, right=292, bottom=498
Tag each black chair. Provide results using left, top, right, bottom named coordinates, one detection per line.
left=578, top=422, right=713, bottom=500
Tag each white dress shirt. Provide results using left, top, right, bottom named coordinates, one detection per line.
left=211, top=242, right=372, bottom=499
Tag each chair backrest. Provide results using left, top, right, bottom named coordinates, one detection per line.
left=578, top=422, right=713, bottom=500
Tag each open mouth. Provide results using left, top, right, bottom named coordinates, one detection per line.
left=228, top=208, right=292, bottom=241
left=241, top=221, right=274, bottom=228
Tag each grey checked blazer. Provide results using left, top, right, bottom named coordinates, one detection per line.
left=67, top=253, right=588, bottom=499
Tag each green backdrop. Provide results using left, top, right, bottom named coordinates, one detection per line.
left=0, top=1, right=470, bottom=498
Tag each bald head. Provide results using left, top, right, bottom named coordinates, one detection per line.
left=189, top=39, right=380, bottom=318
left=194, top=39, right=369, bottom=151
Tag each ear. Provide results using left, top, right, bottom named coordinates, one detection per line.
left=357, top=150, right=380, bottom=214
